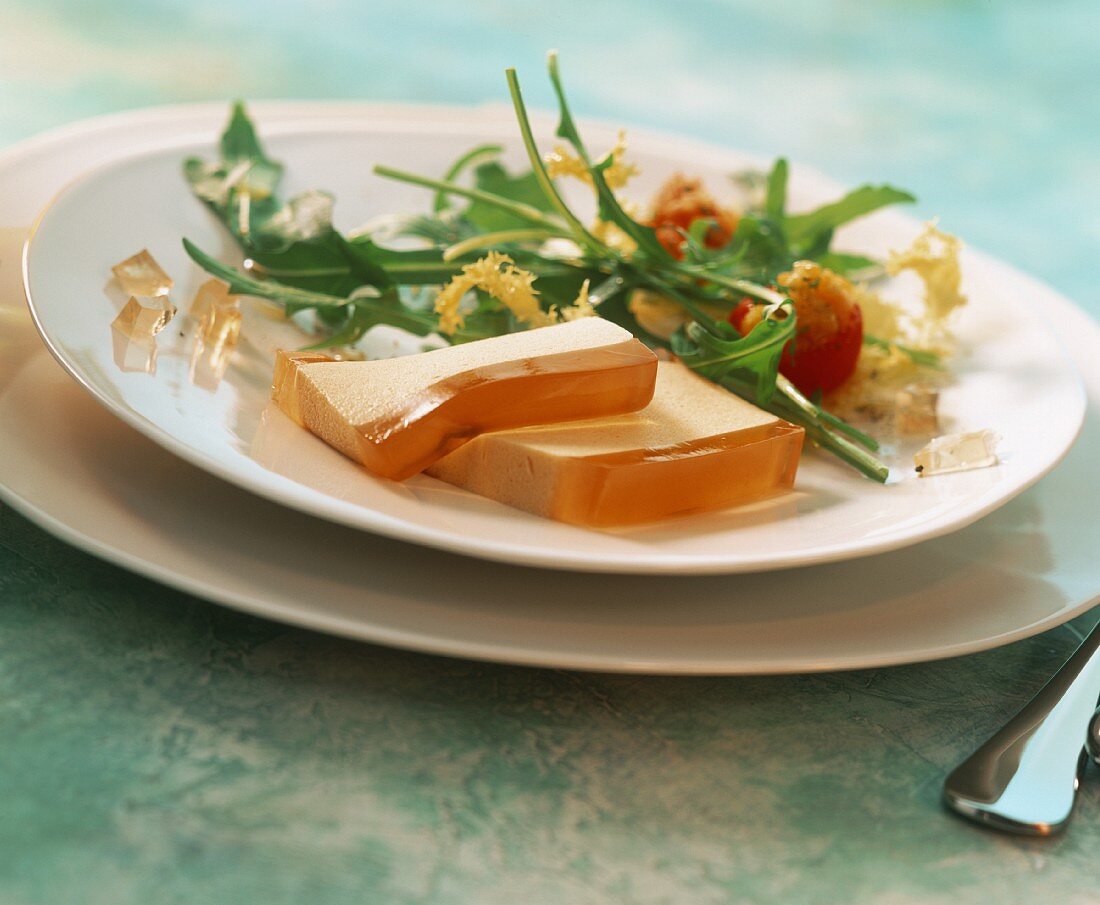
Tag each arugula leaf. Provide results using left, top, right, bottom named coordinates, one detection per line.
left=464, top=161, right=558, bottom=231
left=544, top=52, right=669, bottom=262
left=183, top=238, right=440, bottom=341
left=668, top=296, right=887, bottom=481
left=183, top=101, right=285, bottom=238
left=220, top=102, right=273, bottom=168
left=785, top=184, right=915, bottom=252
left=187, top=103, right=380, bottom=297
left=348, top=239, right=468, bottom=283
left=240, top=229, right=390, bottom=296
left=670, top=305, right=794, bottom=405
left=716, top=213, right=790, bottom=283
left=764, top=158, right=788, bottom=223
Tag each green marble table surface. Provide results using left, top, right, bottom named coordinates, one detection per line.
left=1, top=1, right=1098, bottom=902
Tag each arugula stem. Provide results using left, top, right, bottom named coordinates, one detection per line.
left=804, top=423, right=890, bottom=482
left=503, top=67, right=605, bottom=255
left=776, top=375, right=879, bottom=450
left=545, top=52, right=670, bottom=262
left=631, top=269, right=722, bottom=330
left=249, top=257, right=468, bottom=285
left=718, top=374, right=888, bottom=481
left=434, top=143, right=503, bottom=212
left=586, top=273, right=628, bottom=307
left=443, top=228, right=560, bottom=261
left=245, top=261, right=351, bottom=279
left=672, top=264, right=786, bottom=306
left=373, top=164, right=566, bottom=233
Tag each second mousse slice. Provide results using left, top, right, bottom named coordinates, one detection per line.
left=427, top=361, right=805, bottom=526
left=272, top=318, right=657, bottom=481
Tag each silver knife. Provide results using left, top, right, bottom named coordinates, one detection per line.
left=943, top=612, right=1100, bottom=835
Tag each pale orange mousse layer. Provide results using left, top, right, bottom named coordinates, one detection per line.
left=427, top=362, right=805, bottom=527
left=271, top=330, right=658, bottom=481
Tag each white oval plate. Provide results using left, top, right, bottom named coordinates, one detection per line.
left=22, top=114, right=1086, bottom=574
left=3, top=102, right=1100, bottom=673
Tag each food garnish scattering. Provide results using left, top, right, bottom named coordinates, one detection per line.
left=107, top=250, right=242, bottom=390
left=173, top=52, right=989, bottom=524
left=109, top=248, right=177, bottom=375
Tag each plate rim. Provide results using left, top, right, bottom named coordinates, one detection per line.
left=3, top=476, right=1099, bottom=674
left=20, top=110, right=1089, bottom=576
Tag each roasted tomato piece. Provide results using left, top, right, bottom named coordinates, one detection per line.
left=777, top=262, right=863, bottom=395
left=728, top=262, right=863, bottom=396
left=648, top=173, right=738, bottom=258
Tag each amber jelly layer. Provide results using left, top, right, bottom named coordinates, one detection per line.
left=430, top=421, right=804, bottom=527
left=273, top=339, right=658, bottom=481
left=552, top=421, right=804, bottom=526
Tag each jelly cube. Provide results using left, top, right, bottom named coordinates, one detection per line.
left=112, top=295, right=177, bottom=340
left=111, top=325, right=157, bottom=374
left=111, top=249, right=173, bottom=298
left=190, top=302, right=242, bottom=391
left=189, top=278, right=239, bottom=319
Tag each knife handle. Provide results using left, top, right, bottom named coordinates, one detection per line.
left=943, top=614, right=1100, bottom=835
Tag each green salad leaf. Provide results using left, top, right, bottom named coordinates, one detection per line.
left=464, top=159, right=558, bottom=232
left=785, top=184, right=915, bottom=255
left=671, top=305, right=794, bottom=405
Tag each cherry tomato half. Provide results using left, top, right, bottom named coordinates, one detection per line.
left=727, top=263, right=863, bottom=396
left=778, top=302, right=862, bottom=396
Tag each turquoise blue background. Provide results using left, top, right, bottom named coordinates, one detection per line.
left=1, top=2, right=1098, bottom=902
left=2, top=0, right=1098, bottom=311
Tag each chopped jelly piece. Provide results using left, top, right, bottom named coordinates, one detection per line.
left=189, top=278, right=239, bottom=319
left=189, top=301, right=243, bottom=391
left=895, top=384, right=940, bottom=436
left=271, top=319, right=658, bottom=481
left=111, top=324, right=157, bottom=374
left=914, top=429, right=999, bottom=476
left=111, top=295, right=177, bottom=340
left=427, top=362, right=804, bottom=526
left=111, top=249, right=173, bottom=297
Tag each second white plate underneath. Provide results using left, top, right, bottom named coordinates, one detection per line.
left=23, top=113, right=1086, bottom=574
